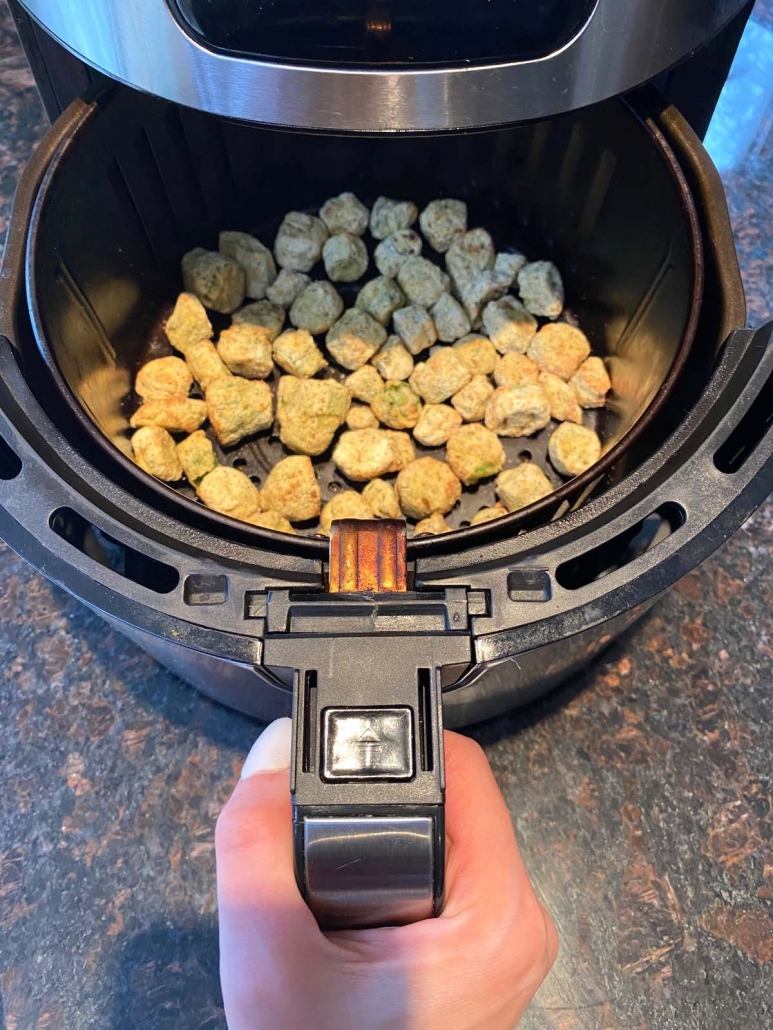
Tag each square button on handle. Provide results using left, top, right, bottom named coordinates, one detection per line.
left=322, top=707, right=414, bottom=781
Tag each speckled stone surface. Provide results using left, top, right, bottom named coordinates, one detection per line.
left=0, top=3, right=772, bottom=1028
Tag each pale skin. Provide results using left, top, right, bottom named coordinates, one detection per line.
left=216, top=726, right=558, bottom=1030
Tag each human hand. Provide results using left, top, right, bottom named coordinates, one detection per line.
left=216, top=718, right=557, bottom=1030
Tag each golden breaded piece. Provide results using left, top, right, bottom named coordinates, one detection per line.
left=320, top=192, right=370, bottom=237
left=548, top=422, right=601, bottom=477
left=260, top=455, right=322, bottom=522
left=431, top=293, right=471, bottom=343
left=494, top=352, right=539, bottom=389
left=356, top=277, right=405, bottom=327
left=182, top=248, right=245, bottom=314
left=484, top=384, right=550, bottom=438
left=370, top=197, right=419, bottom=240
left=371, top=381, right=423, bottom=430
left=185, top=339, right=232, bottom=391
left=482, top=296, right=538, bottom=354
left=362, top=478, right=402, bottom=519
left=233, top=299, right=286, bottom=342
left=274, top=211, right=329, bottom=272
left=374, top=229, right=422, bottom=278
left=397, top=256, right=448, bottom=308
left=347, top=404, right=380, bottom=431
left=392, top=305, right=438, bottom=356
left=333, top=428, right=399, bottom=481
left=197, top=466, right=262, bottom=520
left=132, top=426, right=183, bottom=481
left=289, top=281, right=344, bottom=336
left=319, top=491, right=375, bottom=535
left=164, top=292, right=213, bottom=354
left=322, top=233, right=369, bottom=282
left=419, top=199, right=467, bottom=254
left=446, top=423, right=505, bottom=486
left=266, top=268, right=310, bottom=308
left=217, top=323, right=274, bottom=379
left=527, top=323, right=591, bottom=381
left=247, top=510, right=296, bottom=534
left=345, top=365, right=385, bottom=404
left=276, top=376, right=350, bottom=456
left=130, top=397, right=207, bottom=434
left=410, top=349, right=471, bottom=405
left=517, top=260, right=564, bottom=319
left=372, top=336, right=414, bottom=382
left=453, top=334, right=498, bottom=376
left=414, top=511, right=452, bottom=535
left=470, top=503, right=508, bottom=525
left=570, top=356, right=611, bottom=408
left=496, top=463, right=553, bottom=511
left=176, top=430, right=217, bottom=486
left=451, top=374, right=493, bottom=423
left=135, top=356, right=193, bottom=400
left=396, top=457, right=461, bottom=519
left=206, top=378, right=273, bottom=447
left=219, top=231, right=276, bottom=301
left=273, top=329, right=328, bottom=378
left=384, top=431, right=416, bottom=472
left=538, top=371, right=583, bottom=424
left=413, top=403, right=462, bottom=447
left=326, top=309, right=387, bottom=370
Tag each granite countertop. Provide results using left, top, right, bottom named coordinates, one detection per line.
left=1, top=4, right=772, bottom=1028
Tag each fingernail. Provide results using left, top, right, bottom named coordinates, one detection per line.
left=241, top=717, right=293, bottom=779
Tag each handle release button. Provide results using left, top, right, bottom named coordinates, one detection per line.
left=323, top=707, right=414, bottom=781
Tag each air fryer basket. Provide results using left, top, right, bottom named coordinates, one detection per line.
left=27, top=86, right=701, bottom=551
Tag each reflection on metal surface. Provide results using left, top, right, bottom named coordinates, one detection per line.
left=329, top=519, right=407, bottom=593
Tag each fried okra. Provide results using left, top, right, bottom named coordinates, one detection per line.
left=419, top=199, right=467, bottom=254
left=326, top=309, right=387, bottom=370
left=414, top=512, right=452, bottom=535
left=370, top=197, right=419, bottom=240
left=233, top=300, right=286, bottom=342
left=397, top=256, right=448, bottom=308
left=272, top=329, right=328, bottom=378
left=372, top=336, right=414, bottom=382
left=518, top=260, right=564, bottom=319
left=392, top=305, right=438, bottom=356
left=345, top=365, right=385, bottom=404
left=384, top=431, right=416, bottom=473
left=260, top=455, right=322, bottom=522
left=451, top=374, right=494, bottom=423
left=130, top=397, right=208, bottom=434
left=445, top=423, right=505, bottom=486
left=182, top=248, right=246, bottom=314
left=276, top=376, right=350, bottom=455
left=319, top=491, right=375, bottom=534
left=266, top=268, right=311, bottom=308
left=289, top=281, right=344, bottom=335
left=538, top=371, right=583, bottom=424
left=176, top=429, right=217, bottom=486
left=484, top=384, right=551, bottom=438
left=431, top=293, right=471, bottom=343
left=396, top=456, right=461, bottom=519
left=185, top=339, right=232, bottom=391
left=135, top=356, right=192, bottom=400
left=132, top=426, right=183, bottom=482
left=446, top=228, right=495, bottom=288
left=333, top=428, right=400, bottom=481
left=470, top=503, right=508, bottom=525
left=453, top=334, right=498, bottom=376
left=248, top=510, right=296, bottom=534
left=346, top=404, right=380, bottom=430
left=496, top=463, right=553, bottom=511
left=374, top=229, right=422, bottom=278
left=197, top=466, right=262, bottom=520
left=217, top=323, right=274, bottom=379
left=412, top=403, right=462, bottom=447
left=371, top=381, right=423, bottom=430
left=219, top=231, right=276, bottom=300
left=527, top=323, right=591, bottom=381
left=165, top=292, right=213, bottom=354
left=493, top=252, right=527, bottom=292
left=548, top=422, right=601, bottom=477
left=320, top=192, right=370, bottom=237
left=482, top=296, right=538, bottom=354
left=410, top=348, right=471, bottom=405
left=356, top=277, right=405, bottom=327
left=322, top=233, right=369, bottom=282
left=494, top=352, right=539, bottom=389
left=362, top=478, right=401, bottom=519
left=570, top=356, right=611, bottom=408
left=274, top=211, right=329, bottom=272
left=206, top=378, right=273, bottom=446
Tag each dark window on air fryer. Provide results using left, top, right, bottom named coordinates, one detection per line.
left=175, top=0, right=594, bottom=66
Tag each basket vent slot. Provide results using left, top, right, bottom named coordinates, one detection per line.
left=714, top=366, right=773, bottom=473
left=0, top=433, right=22, bottom=480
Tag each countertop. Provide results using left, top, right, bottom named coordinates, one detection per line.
left=0, top=4, right=772, bottom=1028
